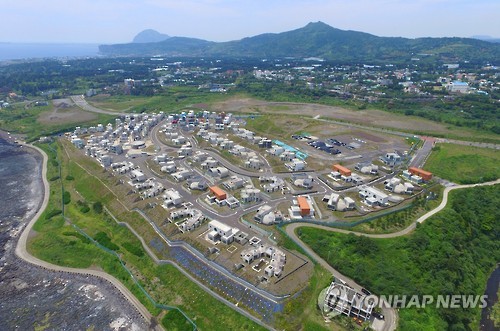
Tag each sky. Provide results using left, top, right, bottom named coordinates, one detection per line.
left=2, top=0, right=499, bottom=44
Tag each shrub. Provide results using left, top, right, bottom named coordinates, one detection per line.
left=93, top=231, right=119, bottom=251
left=122, top=242, right=144, bottom=257
left=93, top=201, right=103, bottom=214
left=45, top=209, right=62, bottom=219
left=63, top=191, right=71, bottom=204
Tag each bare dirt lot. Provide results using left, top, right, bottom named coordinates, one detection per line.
left=209, top=97, right=457, bottom=134
left=38, top=99, right=97, bottom=125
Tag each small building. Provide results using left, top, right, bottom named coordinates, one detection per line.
left=208, top=220, right=239, bottom=244
left=332, top=164, right=351, bottom=177
left=163, top=189, right=184, bottom=207
left=380, top=152, right=402, bottom=166
left=240, top=187, right=261, bottom=203
left=297, top=196, right=312, bottom=216
left=226, top=196, right=240, bottom=209
left=446, top=81, right=469, bottom=94
left=358, top=186, right=388, bottom=206
left=223, top=176, right=246, bottom=191
left=130, top=169, right=146, bottom=182
left=286, top=158, right=306, bottom=172
left=323, top=193, right=356, bottom=211
left=209, top=186, right=227, bottom=201
left=408, top=167, right=432, bottom=181
left=209, top=166, right=230, bottom=178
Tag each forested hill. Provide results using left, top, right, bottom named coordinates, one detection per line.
left=99, top=22, right=500, bottom=62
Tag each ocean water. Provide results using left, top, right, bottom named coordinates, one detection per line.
left=0, top=138, right=148, bottom=330
left=0, top=43, right=99, bottom=61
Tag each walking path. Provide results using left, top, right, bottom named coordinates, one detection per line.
left=14, top=144, right=158, bottom=330
left=285, top=178, right=499, bottom=331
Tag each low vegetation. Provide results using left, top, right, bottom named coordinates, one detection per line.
left=28, top=141, right=267, bottom=331
left=0, top=103, right=115, bottom=141
left=298, top=185, right=500, bottom=330
left=425, top=143, right=500, bottom=184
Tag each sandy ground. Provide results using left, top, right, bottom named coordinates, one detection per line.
left=209, top=97, right=453, bottom=133
left=37, top=98, right=97, bottom=125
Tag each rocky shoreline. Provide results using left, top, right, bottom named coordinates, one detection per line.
left=0, top=137, right=149, bottom=330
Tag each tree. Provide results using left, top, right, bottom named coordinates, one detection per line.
left=93, top=201, right=103, bottom=214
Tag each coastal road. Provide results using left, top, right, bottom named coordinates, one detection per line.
left=14, top=144, right=157, bottom=330
left=285, top=178, right=500, bottom=331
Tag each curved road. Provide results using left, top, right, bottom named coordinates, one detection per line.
left=70, top=95, right=499, bottom=330
left=286, top=178, right=500, bottom=331
left=71, top=95, right=129, bottom=116
left=14, top=144, right=156, bottom=329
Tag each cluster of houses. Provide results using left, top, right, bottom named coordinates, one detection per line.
left=170, top=208, right=205, bottom=232
left=322, top=193, right=356, bottom=212
left=267, top=145, right=306, bottom=171
left=197, top=128, right=264, bottom=170
left=384, top=177, right=414, bottom=194
left=206, top=181, right=262, bottom=210
left=240, top=245, right=287, bottom=278
left=254, top=205, right=284, bottom=225
left=125, top=168, right=166, bottom=199
left=69, top=113, right=165, bottom=166
left=258, top=176, right=286, bottom=193
left=403, top=167, right=432, bottom=183
left=330, top=164, right=363, bottom=185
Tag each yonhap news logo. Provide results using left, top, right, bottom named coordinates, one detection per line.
left=323, top=282, right=488, bottom=319
left=370, top=294, right=488, bottom=309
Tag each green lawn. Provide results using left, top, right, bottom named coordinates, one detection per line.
left=29, top=141, right=267, bottom=331
left=425, top=143, right=500, bottom=184
left=297, top=185, right=500, bottom=331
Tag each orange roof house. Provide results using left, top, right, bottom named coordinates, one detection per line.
left=332, top=164, right=352, bottom=177
left=209, top=186, right=227, bottom=200
left=408, top=167, right=432, bottom=181
left=297, top=196, right=310, bottom=216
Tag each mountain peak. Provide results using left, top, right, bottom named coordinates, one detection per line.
left=132, top=29, right=170, bottom=43
left=303, top=21, right=334, bottom=30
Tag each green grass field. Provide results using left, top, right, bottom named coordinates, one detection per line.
left=87, top=87, right=238, bottom=114
left=28, top=141, right=267, bottom=330
left=0, top=103, right=115, bottom=141
left=297, top=185, right=500, bottom=330
left=425, top=143, right=500, bottom=184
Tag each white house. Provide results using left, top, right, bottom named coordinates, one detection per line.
left=208, top=220, right=239, bottom=244
left=130, top=169, right=146, bottom=182
left=286, top=158, right=306, bottom=172
left=358, top=186, right=388, bottom=206
left=163, top=189, right=184, bottom=207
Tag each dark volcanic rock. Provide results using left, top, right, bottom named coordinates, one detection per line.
left=0, top=138, right=149, bottom=331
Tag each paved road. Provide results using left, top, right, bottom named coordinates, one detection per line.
left=14, top=144, right=158, bottom=330
left=68, top=96, right=499, bottom=330
left=71, top=95, right=129, bottom=116
left=286, top=178, right=500, bottom=331
left=73, top=95, right=500, bottom=150
left=410, top=137, right=435, bottom=168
